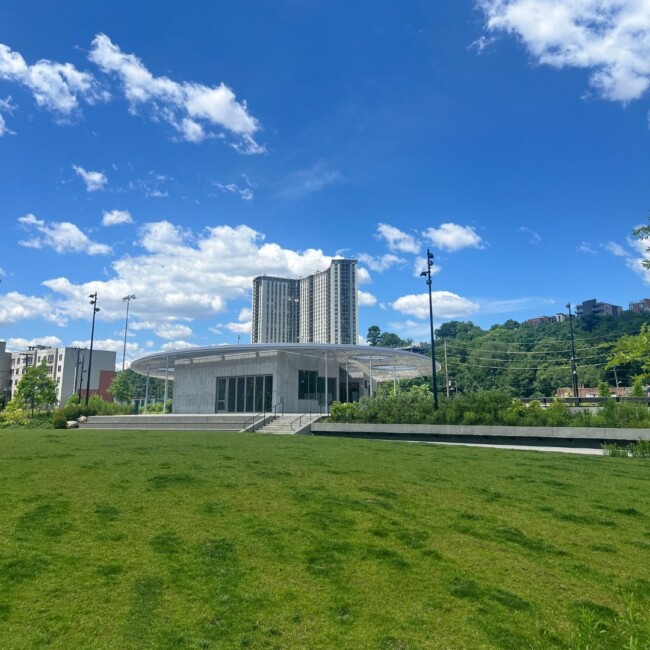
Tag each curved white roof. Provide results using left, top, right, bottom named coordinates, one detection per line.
left=130, top=343, right=438, bottom=383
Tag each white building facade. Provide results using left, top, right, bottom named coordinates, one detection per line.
left=252, top=259, right=358, bottom=345
left=6, top=345, right=116, bottom=405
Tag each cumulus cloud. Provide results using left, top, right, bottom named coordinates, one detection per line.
left=0, top=291, right=66, bottom=326
left=161, top=341, right=198, bottom=352
left=0, top=42, right=107, bottom=115
left=478, top=0, right=650, bottom=102
left=392, top=291, right=480, bottom=319
left=358, top=290, right=378, bottom=307
left=3, top=221, right=340, bottom=335
left=423, top=223, right=485, bottom=252
left=18, top=214, right=112, bottom=255
left=88, top=33, right=264, bottom=151
left=73, top=165, right=108, bottom=192
left=102, top=209, right=133, bottom=226
left=357, top=253, right=406, bottom=272
left=357, top=267, right=373, bottom=284
left=6, top=336, right=64, bottom=351
left=376, top=223, right=420, bottom=254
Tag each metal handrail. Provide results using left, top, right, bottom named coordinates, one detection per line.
left=242, top=400, right=284, bottom=432
left=290, top=411, right=320, bottom=431
left=243, top=410, right=268, bottom=432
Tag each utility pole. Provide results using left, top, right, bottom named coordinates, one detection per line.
left=566, top=303, right=579, bottom=400
left=444, top=339, right=450, bottom=398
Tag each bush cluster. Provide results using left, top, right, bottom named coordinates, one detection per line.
left=329, top=389, right=650, bottom=429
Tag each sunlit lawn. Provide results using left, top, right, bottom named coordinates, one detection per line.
left=0, top=429, right=649, bottom=649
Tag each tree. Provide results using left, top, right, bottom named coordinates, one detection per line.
left=13, top=362, right=58, bottom=415
left=108, top=371, right=134, bottom=403
left=379, top=332, right=404, bottom=348
left=606, top=324, right=650, bottom=378
left=366, top=325, right=382, bottom=346
left=633, top=218, right=650, bottom=269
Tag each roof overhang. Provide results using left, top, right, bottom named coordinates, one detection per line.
left=130, top=343, right=439, bottom=383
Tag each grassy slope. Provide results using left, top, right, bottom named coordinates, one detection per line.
left=0, top=430, right=648, bottom=649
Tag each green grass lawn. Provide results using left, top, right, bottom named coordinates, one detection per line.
left=0, top=430, right=649, bottom=649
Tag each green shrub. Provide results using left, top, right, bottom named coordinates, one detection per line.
left=601, top=443, right=629, bottom=457
left=51, top=410, right=68, bottom=429
left=629, top=439, right=650, bottom=458
left=330, top=402, right=359, bottom=423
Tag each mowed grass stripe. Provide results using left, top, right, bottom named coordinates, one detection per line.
left=0, top=430, right=648, bottom=649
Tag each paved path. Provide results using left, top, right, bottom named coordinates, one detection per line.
left=401, top=440, right=604, bottom=455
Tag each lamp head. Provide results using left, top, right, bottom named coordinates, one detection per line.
left=420, top=271, right=427, bottom=277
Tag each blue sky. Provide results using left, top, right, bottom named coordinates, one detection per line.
left=1, top=0, right=649, bottom=364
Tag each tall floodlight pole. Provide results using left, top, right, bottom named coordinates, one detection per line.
left=420, top=250, right=439, bottom=410
left=121, top=294, right=136, bottom=372
left=85, top=292, right=100, bottom=406
left=566, top=303, right=579, bottom=400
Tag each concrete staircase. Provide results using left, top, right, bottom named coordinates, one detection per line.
left=254, top=413, right=322, bottom=435
left=79, top=414, right=252, bottom=431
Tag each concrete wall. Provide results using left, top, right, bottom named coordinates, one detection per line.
left=311, top=421, right=650, bottom=443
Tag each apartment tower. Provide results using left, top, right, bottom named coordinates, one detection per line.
left=252, top=259, right=358, bottom=345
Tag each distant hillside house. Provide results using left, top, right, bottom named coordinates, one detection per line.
left=576, top=299, right=622, bottom=318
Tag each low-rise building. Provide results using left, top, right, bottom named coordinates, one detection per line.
left=576, top=299, right=622, bottom=318
left=6, top=344, right=116, bottom=405
left=629, top=299, right=650, bottom=314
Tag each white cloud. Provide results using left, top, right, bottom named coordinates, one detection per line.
left=623, top=234, right=650, bottom=283
left=606, top=241, right=628, bottom=257
left=11, top=222, right=340, bottom=334
left=0, top=292, right=65, bottom=326
left=278, top=162, right=342, bottom=200
left=88, top=33, right=264, bottom=151
left=412, top=258, right=441, bottom=278
left=376, top=223, right=420, bottom=254
left=357, top=267, right=373, bottom=284
left=161, top=341, right=198, bottom=352
left=358, top=290, right=378, bottom=307
left=224, top=321, right=251, bottom=334
left=0, top=42, right=107, bottom=115
left=0, top=96, right=16, bottom=136
left=238, top=307, right=252, bottom=322
left=102, top=209, right=133, bottom=226
left=518, top=226, right=541, bottom=245
left=577, top=241, right=596, bottom=254
left=392, top=291, right=480, bottom=319
left=357, top=253, right=406, bottom=272
left=423, top=223, right=485, bottom=252
left=18, top=214, right=111, bottom=255
left=213, top=181, right=254, bottom=201
left=6, top=336, right=63, bottom=351
left=478, top=0, right=650, bottom=102
left=73, top=165, right=108, bottom=192
left=153, top=323, right=194, bottom=340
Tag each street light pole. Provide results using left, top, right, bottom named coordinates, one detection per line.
left=85, top=292, right=100, bottom=406
left=121, top=294, right=136, bottom=372
left=420, top=249, right=439, bottom=410
left=566, top=302, right=579, bottom=400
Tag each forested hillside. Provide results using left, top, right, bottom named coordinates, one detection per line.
left=432, top=312, right=650, bottom=397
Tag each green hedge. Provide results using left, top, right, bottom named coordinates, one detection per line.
left=329, top=389, right=650, bottom=429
